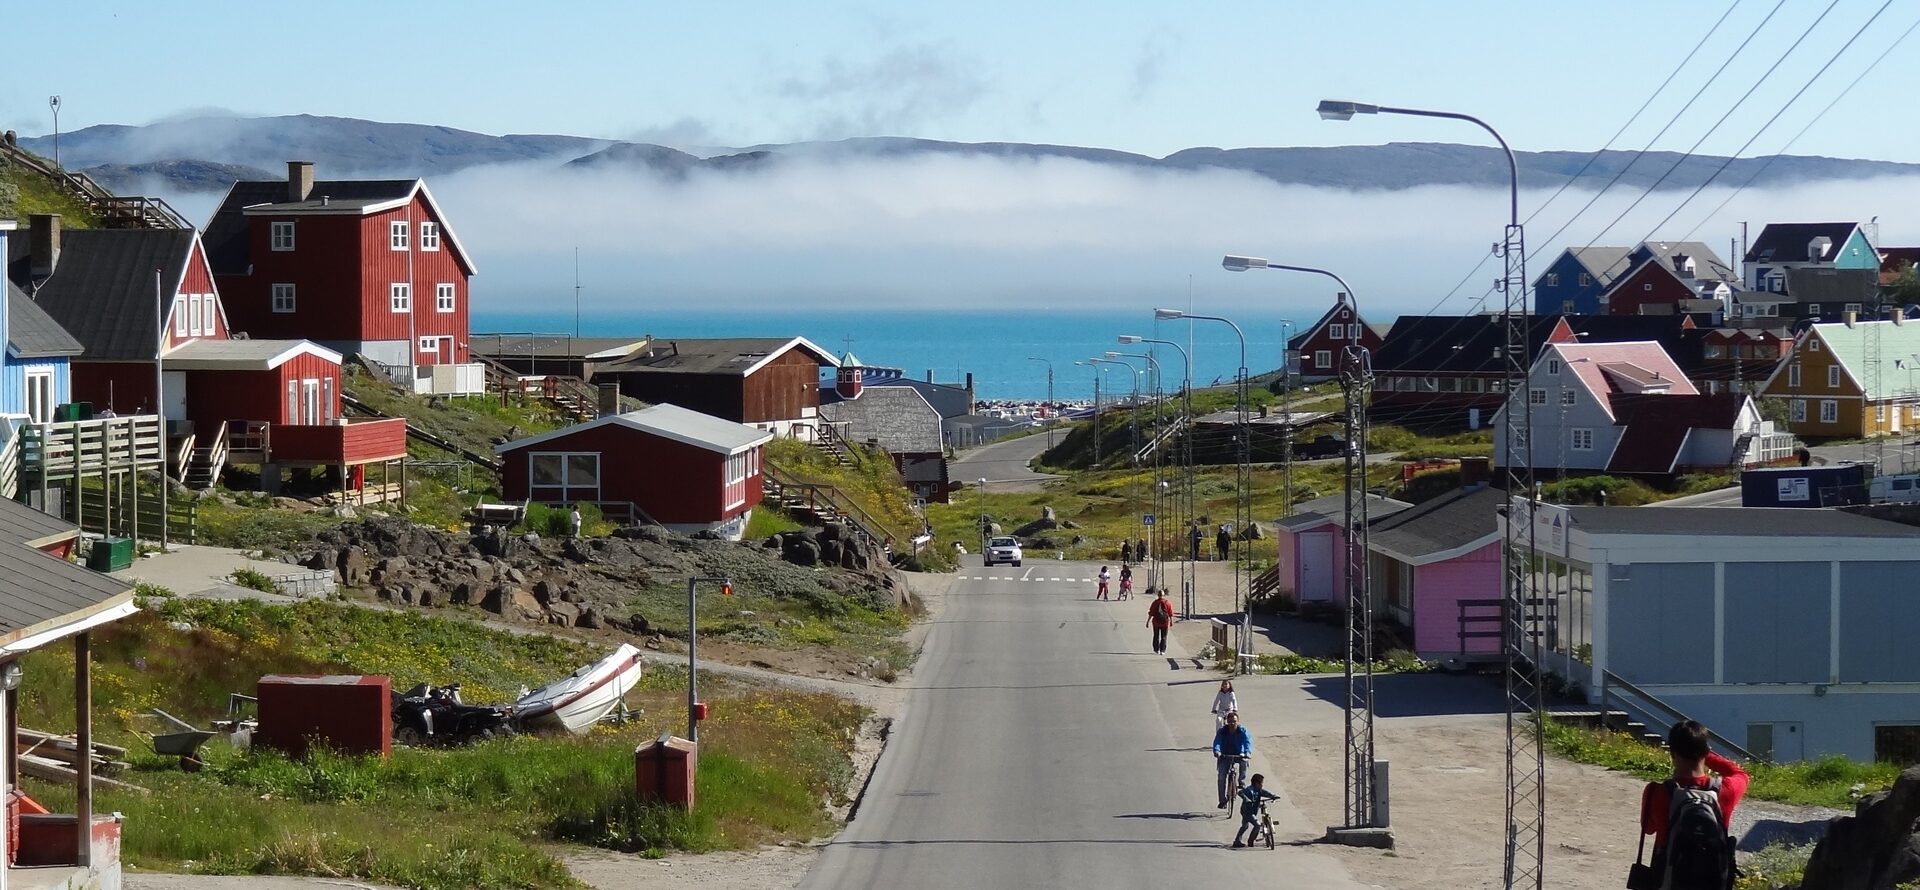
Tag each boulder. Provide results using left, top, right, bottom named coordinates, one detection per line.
left=1802, top=766, right=1920, bottom=890
left=303, top=549, right=338, bottom=572
left=1239, top=522, right=1264, bottom=541
left=783, top=537, right=821, bottom=567
left=819, top=538, right=845, bottom=567
left=547, top=601, right=581, bottom=628
left=338, top=547, right=370, bottom=585
left=1060, top=520, right=1081, bottom=530
left=576, top=607, right=603, bottom=630
left=819, top=522, right=848, bottom=543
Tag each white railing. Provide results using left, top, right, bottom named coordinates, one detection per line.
left=411, top=363, right=488, bottom=396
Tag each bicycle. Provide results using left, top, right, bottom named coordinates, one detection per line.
left=1217, top=754, right=1247, bottom=810
left=1257, top=798, right=1275, bottom=849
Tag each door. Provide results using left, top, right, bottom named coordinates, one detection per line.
left=1299, top=532, right=1334, bottom=603
left=301, top=380, right=321, bottom=425
left=436, top=337, right=453, bottom=365
left=1747, top=722, right=1804, bottom=762
left=162, top=371, right=188, bottom=422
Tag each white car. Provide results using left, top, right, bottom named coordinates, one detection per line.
left=984, top=536, right=1023, bottom=567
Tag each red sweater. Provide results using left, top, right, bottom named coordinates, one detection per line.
left=1639, top=753, right=1749, bottom=847
left=1147, top=598, right=1174, bottom=628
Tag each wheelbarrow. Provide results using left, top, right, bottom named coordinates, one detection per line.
left=144, top=709, right=216, bottom=771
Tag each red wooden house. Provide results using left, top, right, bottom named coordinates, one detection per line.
left=204, top=162, right=477, bottom=387
left=496, top=403, right=773, bottom=539
left=596, top=337, right=838, bottom=440
left=1603, top=253, right=1733, bottom=317
left=12, top=215, right=405, bottom=497
left=1287, top=294, right=1384, bottom=383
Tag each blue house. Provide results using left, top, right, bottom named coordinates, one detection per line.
left=1533, top=246, right=1635, bottom=315
left=1743, top=222, right=1878, bottom=294
left=0, top=221, right=81, bottom=422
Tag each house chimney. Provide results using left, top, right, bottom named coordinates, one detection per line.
left=1895, top=307, right=1906, bottom=325
left=1845, top=309, right=1858, bottom=327
left=288, top=161, right=315, bottom=202
left=28, top=214, right=60, bottom=279
left=1336, top=291, right=1349, bottom=305
left=1809, top=236, right=1833, bottom=262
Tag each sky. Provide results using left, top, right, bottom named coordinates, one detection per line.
left=7, top=1, right=1920, bottom=161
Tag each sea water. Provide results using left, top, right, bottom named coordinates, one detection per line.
left=476, top=308, right=1298, bottom=402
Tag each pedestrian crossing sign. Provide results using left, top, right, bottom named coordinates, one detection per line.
left=1142, top=513, right=1156, bottom=526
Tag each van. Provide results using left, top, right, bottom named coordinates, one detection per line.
left=1870, top=473, right=1920, bottom=505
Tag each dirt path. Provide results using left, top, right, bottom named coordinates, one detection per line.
left=558, top=571, right=952, bottom=890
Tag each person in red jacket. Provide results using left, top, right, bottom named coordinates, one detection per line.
left=1147, top=589, right=1174, bottom=654
left=1640, top=720, right=1749, bottom=848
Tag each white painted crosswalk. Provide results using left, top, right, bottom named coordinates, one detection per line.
left=957, top=575, right=1097, bottom=582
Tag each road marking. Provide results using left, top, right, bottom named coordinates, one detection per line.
left=1020, top=566, right=1033, bottom=582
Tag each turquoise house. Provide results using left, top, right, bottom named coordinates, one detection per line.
left=1743, top=222, right=1879, bottom=295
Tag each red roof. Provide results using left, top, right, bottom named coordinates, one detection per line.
left=1549, top=341, right=1698, bottom=419
left=1605, top=394, right=1748, bottom=474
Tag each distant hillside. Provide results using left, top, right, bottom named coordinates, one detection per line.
left=80, top=159, right=274, bottom=193
left=17, top=113, right=1920, bottom=194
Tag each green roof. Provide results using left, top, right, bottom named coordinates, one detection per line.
left=1810, top=320, right=1920, bottom=400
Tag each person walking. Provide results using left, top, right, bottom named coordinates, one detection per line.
left=1212, top=711, right=1253, bottom=809
left=1232, top=774, right=1280, bottom=848
left=1211, top=679, right=1238, bottom=728
left=1189, top=525, right=1203, bottom=561
left=1096, top=566, right=1112, bottom=600
left=1634, top=720, right=1747, bottom=890
left=1147, top=589, right=1174, bottom=654
left=1216, top=524, right=1232, bottom=561
left=1120, top=540, right=1134, bottom=565
left=570, top=507, right=584, bottom=538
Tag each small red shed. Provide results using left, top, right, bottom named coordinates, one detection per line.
left=496, top=403, right=774, bottom=539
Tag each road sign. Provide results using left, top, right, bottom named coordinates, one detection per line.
left=1142, top=513, right=1155, bottom=526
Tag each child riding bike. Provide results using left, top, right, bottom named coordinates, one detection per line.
left=1118, top=564, right=1134, bottom=600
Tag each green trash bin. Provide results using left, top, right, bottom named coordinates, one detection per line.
left=87, top=537, right=134, bottom=572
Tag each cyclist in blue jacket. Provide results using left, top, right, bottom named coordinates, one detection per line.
left=1212, top=711, right=1253, bottom=809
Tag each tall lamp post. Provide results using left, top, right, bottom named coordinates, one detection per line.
left=1027, top=357, right=1056, bottom=452
left=47, top=96, right=61, bottom=170
left=1121, top=335, right=1192, bottom=608
left=1321, top=97, right=1539, bottom=887
left=685, top=576, right=733, bottom=744
left=1110, top=349, right=1162, bottom=568
left=1075, top=360, right=1104, bottom=465
left=1223, top=255, right=1382, bottom=843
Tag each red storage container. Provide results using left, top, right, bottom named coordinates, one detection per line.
left=635, top=734, right=697, bottom=809
left=255, top=674, right=392, bottom=758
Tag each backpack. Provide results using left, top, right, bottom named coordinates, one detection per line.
left=1657, top=777, right=1735, bottom=890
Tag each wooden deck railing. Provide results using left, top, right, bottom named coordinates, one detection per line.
left=21, top=416, right=165, bottom=486
left=761, top=466, right=889, bottom=548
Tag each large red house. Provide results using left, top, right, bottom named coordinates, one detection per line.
left=11, top=215, right=405, bottom=497
left=495, top=403, right=773, bottom=539
left=204, top=162, right=477, bottom=382
left=1287, top=294, right=1385, bottom=383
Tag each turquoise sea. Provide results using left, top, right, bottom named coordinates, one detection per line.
left=475, top=309, right=1300, bottom=402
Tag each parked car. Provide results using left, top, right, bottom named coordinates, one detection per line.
left=984, top=535, right=1023, bottom=567
left=1294, top=434, right=1348, bottom=459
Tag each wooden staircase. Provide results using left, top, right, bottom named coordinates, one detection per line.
left=812, top=423, right=854, bottom=467
left=181, top=422, right=230, bottom=490
left=0, top=138, right=191, bottom=229
left=761, top=466, right=888, bottom=549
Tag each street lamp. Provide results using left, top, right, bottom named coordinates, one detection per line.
left=686, top=576, right=733, bottom=744
left=1122, top=334, right=1195, bottom=615
left=1223, top=254, right=1378, bottom=838
left=1075, top=360, right=1106, bottom=465
left=1027, top=357, right=1056, bottom=451
left=47, top=96, right=61, bottom=170
left=1323, top=96, right=1537, bottom=881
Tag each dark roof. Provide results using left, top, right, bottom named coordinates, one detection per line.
left=0, top=498, right=133, bottom=649
left=21, top=229, right=197, bottom=360
left=470, top=335, right=652, bottom=360
left=1634, top=240, right=1738, bottom=283
left=1373, top=314, right=1565, bottom=374
left=204, top=179, right=416, bottom=275
left=1567, top=505, right=1920, bottom=538
left=855, top=376, right=972, bottom=419
left=6, top=280, right=82, bottom=358
left=1274, top=492, right=1414, bottom=532
left=1566, top=247, right=1637, bottom=287
left=602, top=337, right=835, bottom=376
left=1783, top=267, right=1878, bottom=305
left=819, top=386, right=944, bottom=453
left=1368, top=486, right=1502, bottom=561
left=1604, top=393, right=1744, bottom=474
left=1744, top=222, right=1860, bottom=264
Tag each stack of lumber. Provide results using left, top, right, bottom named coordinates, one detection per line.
left=14, top=728, right=146, bottom=793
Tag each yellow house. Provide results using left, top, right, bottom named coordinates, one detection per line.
left=1761, top=316, right=1920, bottom=439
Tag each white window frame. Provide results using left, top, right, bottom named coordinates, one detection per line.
left=390, top=283, right=411, bottom=313
left=1846, top=303, right=1862, bottom=315
left=419, top=336, right=438, bottom=353
left=390, top=221, right=409, bottom=251
left=1528, top=388, right=1547, bottom=406
left=1570, top=428, right=1593, bottom=451
left=1820, top=400, right=1839, bottom=423
left=1811, top=338, right=1822, bottom=352
left=271, top=283, right=296, bottom=313
left=23, top=369, right=53, bottom=424
left=172, top=295, right=188, bottom=337
left=189, top=294, right=204, bottom=336
left=1788, top=364, right=1801, bottom=387
left=1314, top=350, right=1332, bottom=368
left=270, top=220, right=295, bottom=251
left=1561, top=389, right=1576, bottom=406
left=529, top=451, right=601, bottom=504
left=1547, top=359, right=1560, bottom=375
left=1544, top=273, right=1559, bottom=287
left=1828, top=366, right=1840, bottom=388
left=435, top=282, right=456, bottom=313
left=419, top=221, right=440, bottom=251
left=1791, top=399, right=1807, bottom=422
left=1579, top=273, right=1592, bottom=287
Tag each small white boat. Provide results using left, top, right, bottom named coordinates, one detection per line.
left=513, top=643, right=645, bottom=734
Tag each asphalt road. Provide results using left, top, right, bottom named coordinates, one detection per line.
left=797, top=562, right=1360, bottom=889
left=950, top=433, right=1062, bottom=492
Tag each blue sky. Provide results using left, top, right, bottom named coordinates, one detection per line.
left=7, top=1, right=1920, bottom=161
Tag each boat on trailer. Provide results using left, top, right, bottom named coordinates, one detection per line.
left=514, top=643, right=645, bottom=734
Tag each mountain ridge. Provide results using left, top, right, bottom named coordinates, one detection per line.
left=17, top=113, right=1920, bottom=194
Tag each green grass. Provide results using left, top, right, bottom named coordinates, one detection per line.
left=763, top=438, right=941, bottom=569
left=229, top=567, right=278, bottom=593
left=15, top=597, right=868, bottom=889
left=197, top=493, right=346, bottom=552
left=1540, top=717, right=1899, bottom=809
left=0, top=154, right=103, bottom=226
left=1736, top=843, right=1813, bottom=890
left=344, top=365, right=566, bottom=465
left=744, top=507, right=805, bottom=539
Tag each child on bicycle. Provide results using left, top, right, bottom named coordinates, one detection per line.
left=1097, top=566, right=1112, bottom=600
left=1118, top=564, right=1133, bottom=600
left=1233, top=773, right=1280, bottom=848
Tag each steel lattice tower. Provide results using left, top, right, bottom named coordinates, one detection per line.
left=1499, top=221, right=1546, bottom=890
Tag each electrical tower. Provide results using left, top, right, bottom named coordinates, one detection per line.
left=1499, top=221, right=1546, bottom=890
left=1338, top=343, right=1376, bottom=832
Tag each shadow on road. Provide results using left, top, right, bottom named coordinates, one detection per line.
left=1298, top=672, right=1506, bottom=718
left=1115, top=811, right=1217, bottom=821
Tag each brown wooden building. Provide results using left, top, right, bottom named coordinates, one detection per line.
left=596, top=337, right=837, bottom=439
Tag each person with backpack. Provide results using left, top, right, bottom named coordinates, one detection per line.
left=1633, top=720, right=1747, bottom=890
left=1147, top=589, right=1174, bottom=654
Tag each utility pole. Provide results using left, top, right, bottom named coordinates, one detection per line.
left=1028, top=358, right=1055, bottom=452
left=573, top=247, right=582, bottom=338
left=47, top=96, right=61, bottom=170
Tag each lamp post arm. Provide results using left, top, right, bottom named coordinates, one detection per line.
left=1375, top=105, right=1518, bottom=225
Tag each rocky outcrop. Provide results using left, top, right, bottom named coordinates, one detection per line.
left=299, top=518, right=900, bottom=632
left=1011, top=506, right=1059, bottom=539
left=1801, top=766, right=1920, bottom=890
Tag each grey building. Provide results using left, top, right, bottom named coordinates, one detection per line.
left=819, top=385, right=950, bottom=504
left=1523, top=501, right=1920, bottom=761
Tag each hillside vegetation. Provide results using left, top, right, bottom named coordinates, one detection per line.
left=0, top=152, right=102, bottom=226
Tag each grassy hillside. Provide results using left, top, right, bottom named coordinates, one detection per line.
left=0, top=152, right=103, bottom=226
left=763, top=437, right=946, bottom=568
